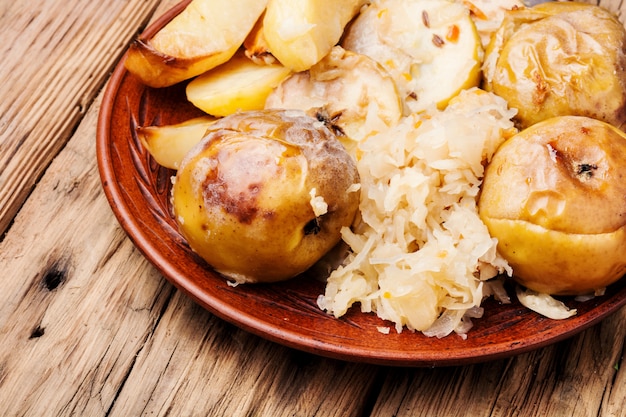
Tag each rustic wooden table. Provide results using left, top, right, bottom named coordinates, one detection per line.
left=1, top=0, right=625, bottom=415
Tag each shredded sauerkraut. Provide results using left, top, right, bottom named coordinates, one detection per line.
left=317, top=88, right=518, bottom=338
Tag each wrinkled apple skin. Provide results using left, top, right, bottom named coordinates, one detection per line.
left=483, top=2, right=626, bottom=129
left=479, top=116, right=626, bottom=295
left=172, top=109, right=360, bottom=284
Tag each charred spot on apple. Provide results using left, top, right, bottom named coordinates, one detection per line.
left=304, top=218, right=321, bottom=236
left=576, top=163, right=598, bottom=178
left=315, top=108, right=346, bottom=138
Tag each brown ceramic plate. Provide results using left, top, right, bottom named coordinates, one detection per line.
left=96, top=1, right=626, bottom=367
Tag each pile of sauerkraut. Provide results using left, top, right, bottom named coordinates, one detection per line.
left=317, top=88, right=517, bottom=338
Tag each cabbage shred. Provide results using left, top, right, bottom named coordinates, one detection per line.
left=317, top=88, right=517, bottom=338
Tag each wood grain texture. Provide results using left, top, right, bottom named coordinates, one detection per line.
left=0, top=103, right=174, bottom=416
left=0, top=0, right=625, bottom=416
left=0, top=0, right=162, bottom=235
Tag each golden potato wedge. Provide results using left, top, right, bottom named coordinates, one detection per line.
left=137, top=116, right=217, bottom=170
left=124, top=0, right=268, bottom=88
left=243, top=12, right=276, bottom=65
left=263, top=0, right=368, bottom=72
left=186, top=52, right=292, bottom=117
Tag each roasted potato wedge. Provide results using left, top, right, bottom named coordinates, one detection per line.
left=482, top=2, right=626, bottom=129
left=136, top=116, right=217, bottom=170
left=262, top=0, right=368, bottom=71
left=125, top=0, right=268, bottom=87
left=186, top=52, right=291, bottom=117
left=243, top=12, right=276, bottom=65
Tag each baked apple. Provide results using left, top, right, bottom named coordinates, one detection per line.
left=265, top=46, right=402, bottom=154
left=172, top=109, right=360, bottom=284
left=478, top=116, right=626, bottom=295
left=483, top=2, right=626, bottom=129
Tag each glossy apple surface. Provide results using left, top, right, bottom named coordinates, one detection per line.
left=172, top=109, right=360, bottom=284
left=479, top=116, right=626, bottom=295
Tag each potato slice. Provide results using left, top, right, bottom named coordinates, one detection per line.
left=243, top=12, right=276, bottom=65
left=342, top=0, right=483, bottom=113
left=186, top=52, right=292, bottom=117
left=125, top=0, right=268, bottom=88
left=263, top=0, right=368, bottom=72
left=137, top=116, right=217, bottom=170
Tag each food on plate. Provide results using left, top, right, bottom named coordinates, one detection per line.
left=136, top=116, right=216, bottom=170
left=478, top=116, right=626, bottom=296
left=126, top=0, right=626, bottom=334
left=482, top=2, right=626, bottom=129
left=461, top=0, right=524, bottom=48
left=341, top=0, right=483, bottom=112
left=186, top=51, right=292, bottom=117
left=171, top=109, right=360, bottom=284
left=262, top=0, right=368, bottom=72
left=318, top=89, right=516, bottom=336
left=124, top=0, right=267, bottom=87
left=516, top=287, right=576, bottom=320
left=265, top=46, right=403, bottom=153
left=243, top=12, right=275, bottom=65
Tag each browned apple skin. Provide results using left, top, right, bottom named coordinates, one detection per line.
left=483, top=2, right=626, bottom=129
left=172, top=109, right=360, bottom=284
left=479, top=116, right=626, bottom=295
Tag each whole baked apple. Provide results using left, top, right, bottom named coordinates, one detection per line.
left=482, top=2, right=626, bottom=129
left=478, top=116, right=626, bottom=295
left=172, top=109, right=360, bottom=284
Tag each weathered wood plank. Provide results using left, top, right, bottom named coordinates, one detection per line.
left=0, top=100, right=174, bottom=415
left=0, top=0, right=162, bottom=235
left=0, top=0, right=168, bottom=415
left=369, top=309, right=625, bottom=417
left=107, top=290, right=381, bottom=417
